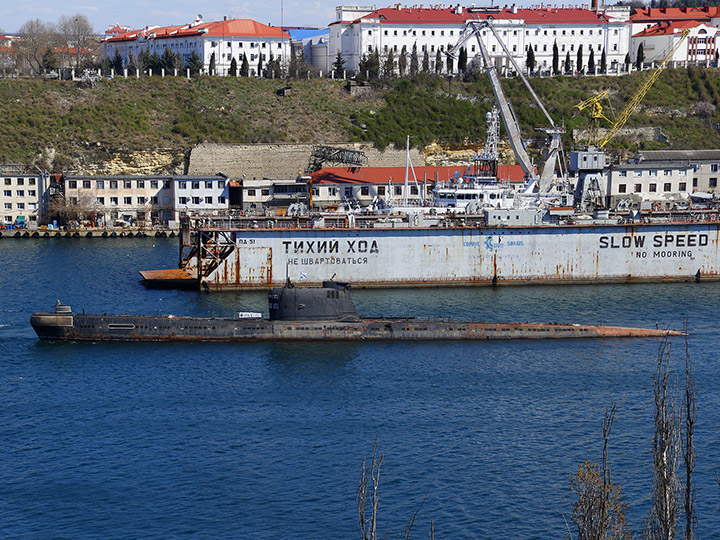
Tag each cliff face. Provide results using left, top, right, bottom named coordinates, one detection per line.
left=70, top=149, right=187, bottom=176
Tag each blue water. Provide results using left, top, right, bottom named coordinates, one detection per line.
left=1, top=238, right=719, bottom=539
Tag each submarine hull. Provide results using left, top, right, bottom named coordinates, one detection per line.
left=30, top=312, right=681, bottom=342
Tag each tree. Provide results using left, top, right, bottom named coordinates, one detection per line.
left=185, top=50, right=204, bottom=75
left=17, top=18, right=51, bottom=75
left=382, top=49, right=395, bottom=78
left=370, top=48, right=380, bottom=79
left=209, top=52, right=216, bottom=75
left=683, top=330, right=696, bottom=540
left=526, top=45, right=536, bottom=73
left=410, top=42, right=419, bottom=76
left=565, top=51, right=572, bottom=74
left=569, top=405, right=631, bottom=540
left=446, top=45, right=454, bottom=74
left=645, top=340, right=680, bottom=540
left=161, top=46, right=180, bottom=73
left=127, top=52, right=137, bottom=76
left=229, top=57, right=237, bottom=76
left=624, top=52, right=631, bottom=71
left=41, top=48, right=58, bottom=73
left=332, top=50, right=345, bottom=78
left=435, top=49, right=442, bottom=74
left=422, top=48, right=429, bottom=72
left=577, top=44, right=584, bottom=73
left=110, top=48, right=123, bottom=74
left=240, top=53, right=249, bottom=77
left=636, top=43, right=645, bottom=70
left=358, top=437, right=384, bottom=540
left=263, top=53, right=281, bottom=79
left=57, top=15, right=95, bottom=70
left=588, top=48, right=596, bottom=74
left=398, top=45, right=407, bottom=76
left=601, top=48, right=607, bottom=73
left=552, top=41, right=559, bottom=75
left=459, top=46, right=467, bottom=73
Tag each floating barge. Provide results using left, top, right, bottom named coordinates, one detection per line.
left=140, top=212, right=720, bottom=291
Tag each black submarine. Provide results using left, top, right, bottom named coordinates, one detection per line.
left=31, top=281, right=682, bottom=342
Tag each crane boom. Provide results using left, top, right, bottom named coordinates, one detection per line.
left=598, top=29, right=689, bottom=148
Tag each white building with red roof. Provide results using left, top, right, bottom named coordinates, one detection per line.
left=102, top=16, right=291, bottom=76
left=328, top=4, right=631, bottom=75
left=629, top=5, right=720, bottom=37
left=631, top=20, right=718, bottom=66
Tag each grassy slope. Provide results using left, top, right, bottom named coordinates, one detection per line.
left=1, top=68, right=719, bottom=170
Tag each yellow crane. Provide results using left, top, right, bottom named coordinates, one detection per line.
left=576, top=28, right=690, bottom=148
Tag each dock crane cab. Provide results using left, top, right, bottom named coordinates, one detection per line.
left=572, top=29, right=691, bottom=211
left=447, top=20, right=572, bottom=203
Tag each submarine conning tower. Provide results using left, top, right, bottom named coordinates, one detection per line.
left=268, top=281, right=359, bottom=322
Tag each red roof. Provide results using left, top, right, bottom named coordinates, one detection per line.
left=633, top=20, right=709, bottom=37
left=348, top=6, right=608, bottom=25
left=104, top=18, right=289, bottom=44
left=630, top=5, right=720, bottom=22
left=310, top=165, right=526, bottom=185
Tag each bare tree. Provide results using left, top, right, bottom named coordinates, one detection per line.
left=570, top=404, right=631, bottom=540
left=46, top=193, right=99, bottom=225
left=57, top=14, right=95, bottom=70
left=646, top=340, right=681, bottom=540
left=683, top=325, right=696, bottom=540
left=358, top=437, right=383, bottom=540
left=17, top=18, right=52, bottom=74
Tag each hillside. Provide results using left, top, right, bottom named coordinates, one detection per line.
left=1, top=67, right=719, bottom=173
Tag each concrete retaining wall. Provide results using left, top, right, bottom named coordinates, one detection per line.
left=187, top=142, right=424, bottom=179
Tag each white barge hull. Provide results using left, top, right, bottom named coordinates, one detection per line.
left=193, top=223, right=720, bottom=290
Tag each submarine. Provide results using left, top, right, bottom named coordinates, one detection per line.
left=30, top=281, right=682, bottom=342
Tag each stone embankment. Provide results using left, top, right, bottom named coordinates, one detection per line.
left=0, top=228, right=176, bottom=239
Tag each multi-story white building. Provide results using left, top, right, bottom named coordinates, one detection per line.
left=1, top=172, right=44, bottom=227
left=102, top=16, right=291, bottom=77
left=631, top=21, right=718, bottom=66
left=606, top=161, right=693, bottom=207
left=328, top=4, right=631, bottom=75
left=633, top=149, right=720, bottom=195
left=630, top=5, right=720, bottom=37
left=63, top=175, right=230, bottom=225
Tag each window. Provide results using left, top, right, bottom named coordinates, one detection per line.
left=17, top=202, right=24, bottom=209
left=345, top=187, right=352, bottom=197
left=361, top=186, right=369, bottom=196
left=4, top=178, right=10, bottom=185
left=192, top=197, right=201, bottom=204
left=124, top=180, right=132, bottom=188
left=633, top=170, right=641, bottom=177
left=150, top=196, right=158, bottom=204
left=328, top=187, right=337, bottom=196
left=378, top=186, right=385, bottom=196
left=4, top=203, right=11, bottom=209
left=679, top=182, right=687, bottom=191
left=163, top=181, right=170, bottom=189
left=618, top=184, right=627, bottom=193
left=17, top=178, right=24, bottom=185
left=179, top=197, right=187, bottom=204
left=710, top=178, right=717, bottom=188
left=693, top=178, right=698, bottom=187
left=137, top=197, right=146, bottom=204
left=29, top=178, right=36, bottom=185
left=28, top=190, right=35, bottom=197
left=151, top=180, right=158, bottom=189
left=712, top=164, right=719, bottom=172
left=634, top=184, right=641, bottom=193
left=205, top=181, right=213, bottom=189
left=179, top=181, right=187, bottom=189
left=111, top=180, right=119, bottom=190
left=411, top=186, right=418, bottom=195
left=395, top=186, right=402, bottom=195
left=247, top=189, right=256, bottom=197
left=261, top=189, right=270, bottom=196
left=218, top=196, right=226, bottom=204
left=192, top=182, right=200, bottom=189
left=68, top=180, right=77, bottom=189
left=16, top=190, right=24, bottom=197
left=3, top=190, right=10, bottom=197
left=97, top=180, right=105, bottom=189
left=110, top=197, right=118, bottom=205
left=649, top=170, right=657, bottom=177
left=97, top=197, right=105, bottom=204
left=124, top=197, right=132, bottom=204
left=664, top=170, right=672, bottom=176
left=83, top=180, right=91, bottom=189
left=205, top=196, right=213, bottom=204
left=137, top=180, right=145, bottom=188
left=649, top=183, right=657, bottom=192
